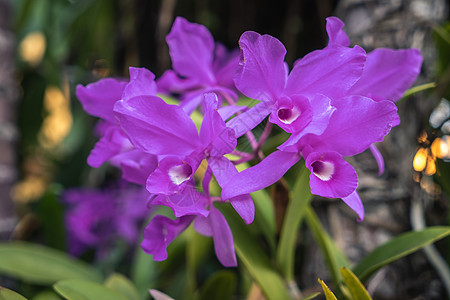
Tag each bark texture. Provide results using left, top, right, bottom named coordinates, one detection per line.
left=0, top=0, right=17, bottom=241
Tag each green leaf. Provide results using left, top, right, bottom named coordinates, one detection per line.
left=130, top=247, right=157, bottom=299
left=219, top=204, right=290, bottom=300
left=186, top=226, right=212, bottom=293
left=340, top=267, right=372, bottom=300
left=399, top=82, right=436, bottom=102
left=276, top=164, right=312, bottom=280
left=32, top=290, right=61, bottom=300
left=0, top=242, right=103, bottom=285
left=305, top=207, right=350, bottom=286
left=104, top=273, right=141, bottom=300
left=318, top=279, right=337, bottom=300
left=197, top=270, right=236, bottom=300
left=353, top=226, right=450, bottom=282
left=251, top=189, right=276, bottom=253
left=0, top=287, right=28, bottom=300
left=53, top=279, right=128, bottom=300
left=301, top=292, right=320, bottom=300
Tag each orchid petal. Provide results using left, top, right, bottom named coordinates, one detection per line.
left=305, top=151, right=358, bottom=198
left=348, top=48, right=422, bottom=102
left=122, top=67, right=157, bottom=100
left=76, top=78, right=127, bottom=123
left=226, top=101, right=272, bottom=138
left=209, top=206, right=237, bottom=267
left=166, top=17, right=215, bottom=84
left=341, top=190, right=364, bottom=222
left=141, top=215, right=194, bottom=261
left=193, top=215, right=212, bottom=236
left=221, top=150, right=300, bottom=200
left=286, top=45, right=366, bottom=98
left=326, top=16, right=350, bottom=47
left=218, top=105, right=247, bottom=121
left=234, top=31, right=287, bottom=103
left=114, top=95, right=200, bottom=156
left=87, top=126, right=130, bottom=168
left=118, top=150, right=158, bottom=185
left=370, top=144, right=385, bottom=176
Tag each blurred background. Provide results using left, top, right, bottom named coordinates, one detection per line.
left=1, top=0, right=450, bottom=299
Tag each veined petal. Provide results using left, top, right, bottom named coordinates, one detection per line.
left=114, top=95, right=200, bottom=156
left=305, top=151, right=358, bottom=198
left=341, top=191, right=364, bottom=222
left=234, top=31, right=287, bottom=102
left=87, top=126, right=130, bottom=168
left=213, top=44, right=240, bottom=89
left=122, top=67, right=157, bottom=100
left=76, top=78, right=127, bottom=123
left=301, top=95, right=398, bottom=156
left=141, top=215, right=194, bottom=261
left=151, top=184, right=209, bottom=218
left=209, top=206, right=237, bottom=267
left=221, top=150, right=300, bottom=200
left=117, top=149, right=158, bottom=185
left=167, top=17, right=215, bottom=84
left=156, top=69, right=200, bottom=94
left=326, top=16, right=350, bottom=47
left=286, top=45, right=366, bottom=98
left=348, top=48, right=423, bottom=102
left=226, top=101, right=272, bottom=138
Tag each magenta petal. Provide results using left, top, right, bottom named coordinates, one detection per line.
left=218, top=105, right=247, bottom=121
left=348, top=48, right=422, bottom=102
left=213, top=44, right=240, bottom=88
left=122, top=67, right=157, bottom=100
left=157, top=70, right=199, bottom=94
left=193, top=215, right=212, bottom=236
left=286, top=45, right=366, bottom=98
left=87, top=126, right=131, bottom=168
left=209, top=206, right=237, bottom=267
left=114, top=95, right=200, bottom=156
left=221, top=150, right=300, bottom=200
left=230, top=194, right=255, bottom=225
left=76, top=78, right=127, bottom=123
left=226, top=101, right=272, bottom=138
left=118, top=150, right=158, bottom=185
left=369, top=144, right=385, bottom=176
left=326, top=16, right=350, bottom=47
left=166, top=17, right=215, bottom=84
left=341, top=191, right=364, bottom=222
left=305, top=151, right=358, bottom=198
left=152, top=186, right=209, bottom=218
left=302, top=96, right=398, bottom=156
left=234, top=31, right=287, bottom=102
left=141, top=215, right=194, bottom=261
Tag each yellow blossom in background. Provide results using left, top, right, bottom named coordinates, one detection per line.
left=19, top=31, right=46, bottom=67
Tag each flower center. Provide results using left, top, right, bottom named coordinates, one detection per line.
left=311, top=161, right=334, bottom=181
left=168, top=164, right=193, bottom=185
left=277, top=107, right=300, bottom=124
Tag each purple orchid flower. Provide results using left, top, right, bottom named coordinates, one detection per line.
left=221, top=17, right=421, bottom=221
left=325, top=17, right=423, bottom=174
left=76, top=67, right=159, bottom=185
left=157, top=17, right=240, bottom=114
left=63, top=183, right=150, bottom=258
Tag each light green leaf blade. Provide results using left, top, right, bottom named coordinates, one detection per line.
left=130, top=246, right=157, bottom=299
left=340, top=267, right=372, bottom=300
left=197, top=270, right=236, bottom=300
left=301, top=292, right=320, bottom=300
left=104, top=273, right=141, bottom=300
left=0, top=287, right=28, bottom=300
left=0, top=242, right=103, bottom=285
left=53, top=279, right=128, bottom=300
left=32, top=290, right=62, bottom=300
left=318, top=279, right=337, bottom=300
left=277, top=164, right=312, bottom=280
left=251, top=189, right=276, bottom=253
left=353, top=226, right=450, bottom=282
left=305, top=207, right=350, bottom=286
left=219, top=204, right=290, bottom=300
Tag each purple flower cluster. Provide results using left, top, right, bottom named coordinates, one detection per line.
left=76, top=17, right=422, bottom=267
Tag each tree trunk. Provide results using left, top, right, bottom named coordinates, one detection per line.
left=0, top=0, right=17, bottom=241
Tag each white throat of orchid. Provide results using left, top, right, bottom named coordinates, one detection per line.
left=277, top=106, right=300, bottom=124
left=311, top=160, right=334, bottom=181
left=168, top=164, right=193, bottom=185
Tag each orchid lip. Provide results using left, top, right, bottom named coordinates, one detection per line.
left=168, top=163, right=193, bottom=185
left=277, top=107, right=300, bottom=124
left=312, top=160, right=334, bottom=181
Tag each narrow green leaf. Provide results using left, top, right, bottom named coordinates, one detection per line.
left=104, top=273, right=141, bottom=300
left=186, top=226, right=212, bottom=293
left=340, top=267, right=372, bottom=300
left=130, top=247, right=157, bottom=299
left=399, top=82, right=436, bottom=102
left=353, top=226, right=450, bottom=282
left=318, top=279, right=337, bottom=300
left=31, top=290, right=61, bottom=300
left=276, top=164, right=312, bottom=280
left=219, top=204, right=290, bottom=300
left=197, top=270, right=236, bottom=300
left=0, top=287, right=28, bottom=300
left=251, top=189, right=276, bottom=253
left=301, top=292, right=320, bottom=300
left=0, top=242, right=103, bottom=285
left=305, top=207, right=350, bottom=286
left=53, top=279, right=128, bottom=300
